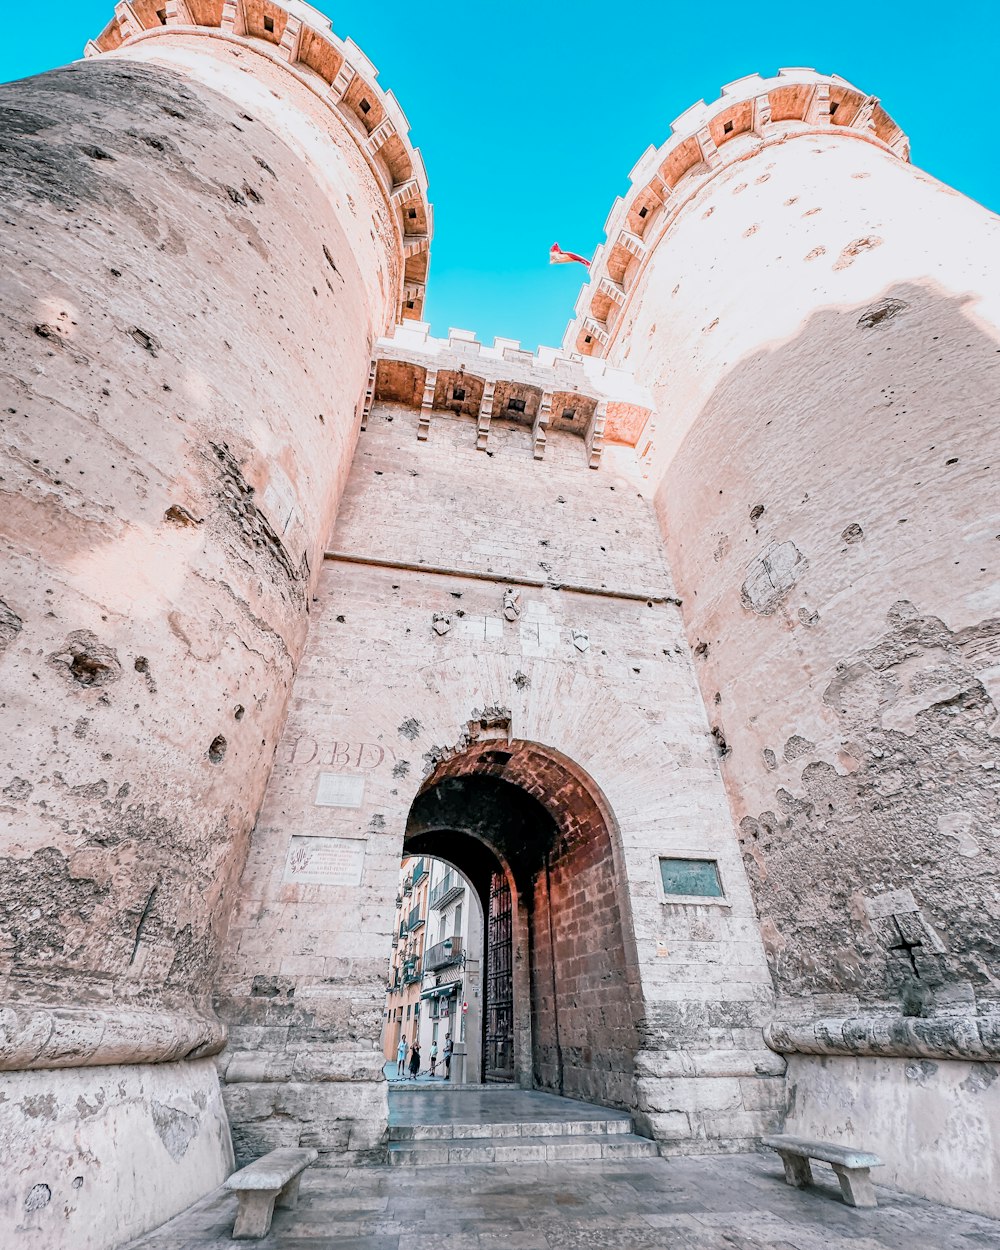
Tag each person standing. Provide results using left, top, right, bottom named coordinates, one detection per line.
left=443, top=1032, right=453, bottom=1080
left=396, top=1034, right=407, bottom=1078
left=408, top=1040, right=421, bottom=1079
left=429, top=1039, right=438, bottom=1077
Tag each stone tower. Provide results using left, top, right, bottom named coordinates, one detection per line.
left=2, top=14, right=998, bottom=1250
left=568, top=68, right=1000, bottom=1212
left=0, top=3, right=428, bottom=1245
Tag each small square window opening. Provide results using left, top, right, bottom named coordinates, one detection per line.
left=405, top=300, right=414, bottom=309
left=561, top=408, right=576, bottom=421
left=638, top=206, right=648, bottom=219
left=584, top=335, right=592, bottom=344
left=156, top=7, right=167, bottom=23
left=359, top=99, right=371, bottom=115
left=830, top=101, right=840, bottom=115
left=507, top=397, right=526, bottom=414
left=408, top=208, right=417, bottom=219
left=263, top=14, right=274, bottom=32
left=723, top=120, right=734, bottom=135
left=453, top=387, right=466, bottom=402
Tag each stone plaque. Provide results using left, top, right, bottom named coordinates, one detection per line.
left=283, top=835, right=366, bottom=886
left=314, top=772, right=365, bottom=808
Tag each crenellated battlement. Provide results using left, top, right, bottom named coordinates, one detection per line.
left=564, top=68, right=908, bottom=358
left=368, top=322, right=655, bottom=468
left=87, top=0, right=431, bottom=324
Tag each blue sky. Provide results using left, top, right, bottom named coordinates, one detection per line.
left=5, top=2, right=999, bottom=349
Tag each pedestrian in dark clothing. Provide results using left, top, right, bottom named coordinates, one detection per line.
left=408, top=1041, right=421, bottom=1078
left=443, top=1033, right=453, bottom=1079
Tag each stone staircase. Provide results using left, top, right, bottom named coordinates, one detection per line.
left=387, top=1088, right=659, bottom=1166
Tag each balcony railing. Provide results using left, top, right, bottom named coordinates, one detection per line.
left=402, top=957, right=421, bottom=984
left=407, top=905, right=424, bottom=932
left=429, top=870, right=465, bottom=911
left=424, top=935, right=462, bottom=972
left=411, top=857, right=428, bottom=886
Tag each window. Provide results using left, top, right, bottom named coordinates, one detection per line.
left=638, top=206, right=648, bottom=219
left=408, top=208, right=417, bottom=219
left=359, top=99, right=371, bottom=115
left=406, top=1004, right=411, bottom=1019
left=454, top=902, right=462, bottom=934
left=263, top=14, right=274, bottom=32
left=507, top=397, right=526, bottom=413
left=406, top=300, right=415, bottom=309
left=156, top=8, right=167, bottom=22
left=830, top=101, right=840, bottom=116
left=659, top=856, right=724, bottom=900
left=723, top=120, right=734, bottom=134
left=561, top=408, right=576, bottom=421
left=584, top=335, right=592, bottom=344
left=453, top=387, right=466, bottom=402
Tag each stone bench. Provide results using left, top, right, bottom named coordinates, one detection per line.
left=762, top=1134, right=882, bottom=1208
left=223, top=1147, right=318, bottom=1238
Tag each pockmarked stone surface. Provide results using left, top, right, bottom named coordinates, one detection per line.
left=122, top=1153, right=1000, bottom=1249
left=3, top=5, right=1000, bottom=1244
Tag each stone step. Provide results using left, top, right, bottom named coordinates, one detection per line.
left=388, top=1132, right=659, bottom=1166
left=390, top=1117, right=633, bottom=1142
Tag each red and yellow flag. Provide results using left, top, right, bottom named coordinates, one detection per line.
left=549, top=242, right=590, bottom=267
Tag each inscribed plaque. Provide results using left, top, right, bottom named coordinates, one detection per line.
left=659, top=856, right=724, bottom=899
left=283, top=835, right=366, bottom=886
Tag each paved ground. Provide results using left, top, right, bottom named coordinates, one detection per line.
left=127, top=1152, right=1000, bottom=1249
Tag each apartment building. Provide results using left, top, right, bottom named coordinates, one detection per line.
left=383, top=858, right=482, bottom=1082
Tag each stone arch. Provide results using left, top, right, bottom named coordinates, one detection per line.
left=403, top=737, right=643, bottom=1110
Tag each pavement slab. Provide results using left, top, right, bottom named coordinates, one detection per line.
left=124, top=1153, right=1000, bottom=1249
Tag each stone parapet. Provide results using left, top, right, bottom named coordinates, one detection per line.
left=87, top=0, right=432, bottom=324
left=564, top=67, right=908, bottom=358
left=372, top=322, right=655, bottom=461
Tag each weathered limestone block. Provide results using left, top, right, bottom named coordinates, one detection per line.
left=784, top=1054, right=1000, bottom=1218
left=0, top=1059, right=231, bottom=1250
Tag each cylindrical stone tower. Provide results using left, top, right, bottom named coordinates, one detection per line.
left=568, top=69, right=1000, bottom=1212
left=0, top=3, right=428, bottom=1245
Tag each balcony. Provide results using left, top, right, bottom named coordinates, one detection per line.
left=429, top=870, right=465, bottom=911
left=411, top=857, right=428, bottom=886
left=402, top=957, right=421, bottom=985
left=424, top=935, right=462, bottom=972
left=407, top=905, right=424, bottom=932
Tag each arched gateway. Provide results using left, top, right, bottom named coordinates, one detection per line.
left=404, top=739, right=642, bottom=1106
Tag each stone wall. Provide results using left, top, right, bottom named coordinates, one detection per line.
left=215, top=401, right=783, bottom=1159
left=0, top=19, right=401, bottom=1245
